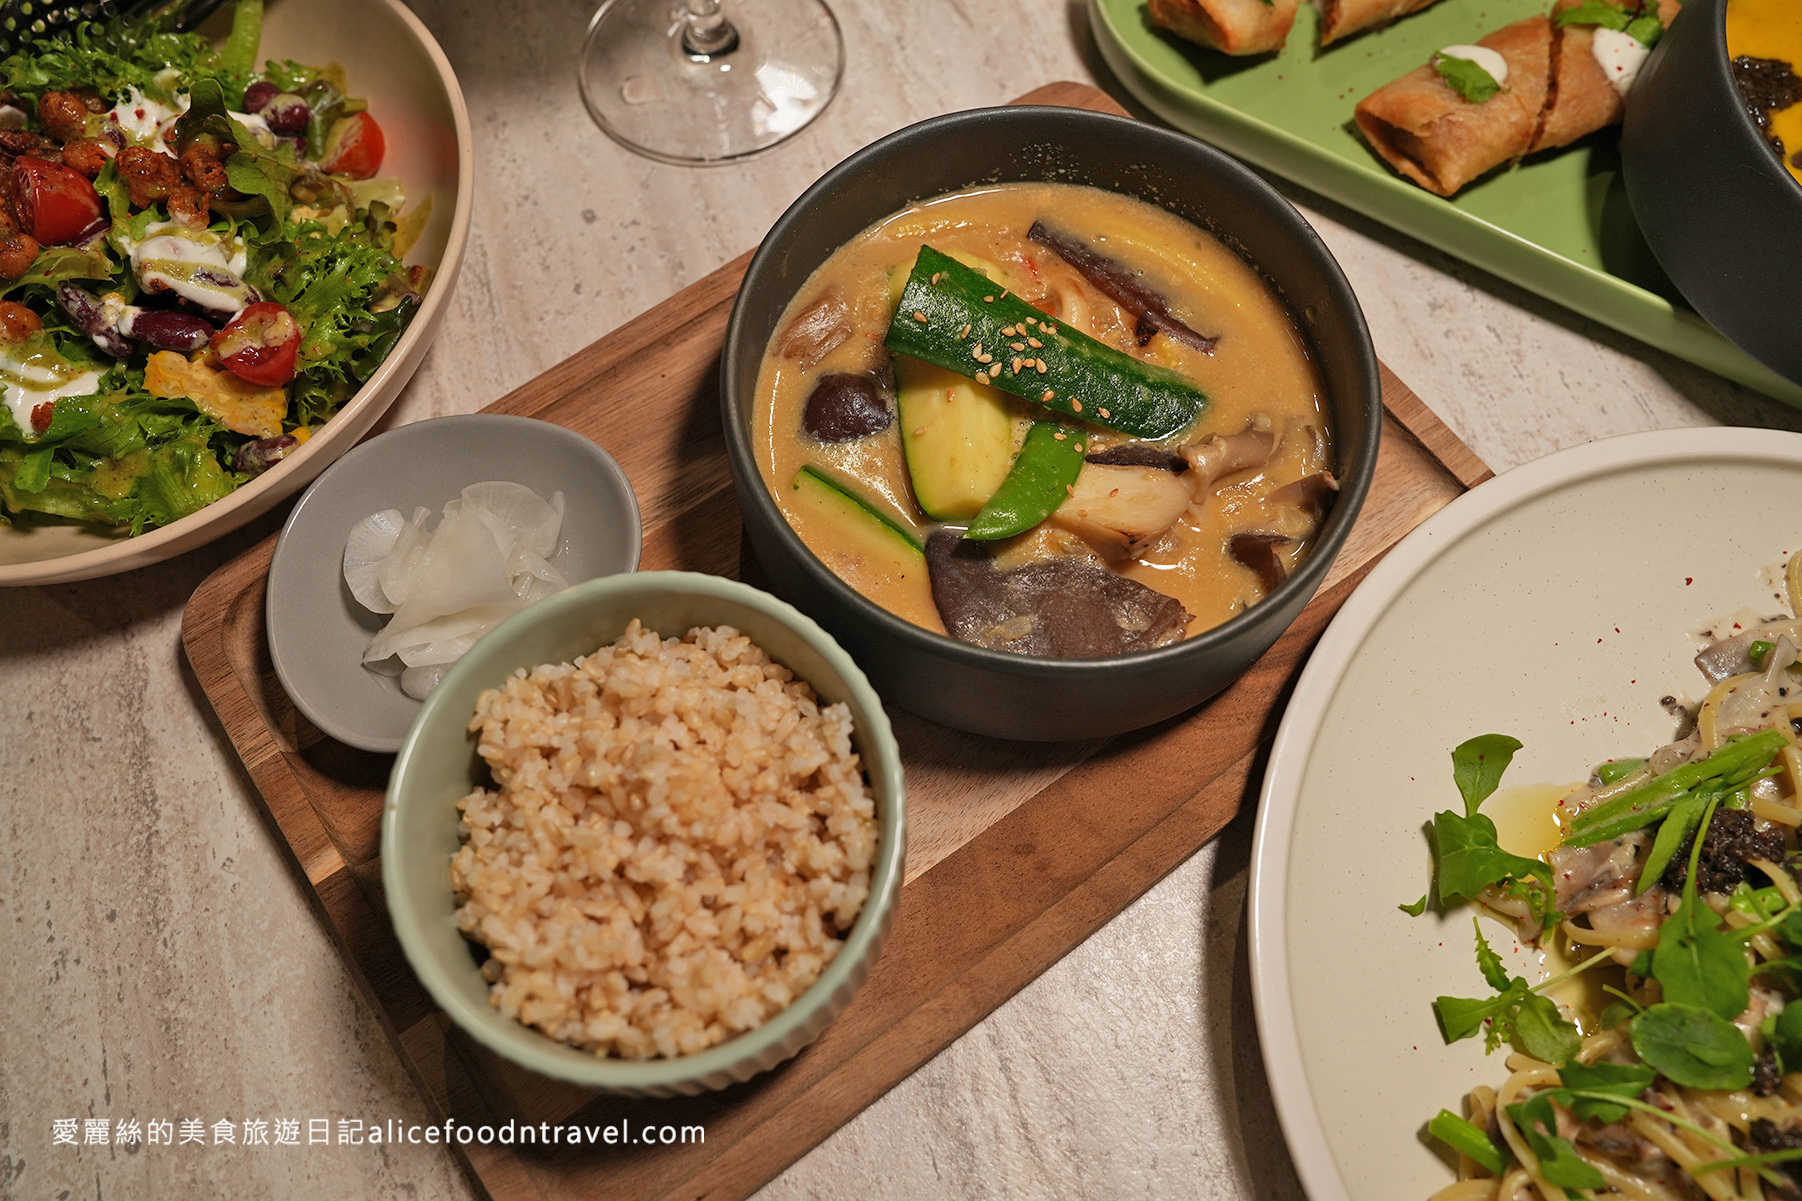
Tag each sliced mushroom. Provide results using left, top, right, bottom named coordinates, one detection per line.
left=1027, top=221, right=1217, bottom=352
left=1229, top=533, right=1293, bottom=594
left=1695, top=619, right=1802, bottom=683
left=1180, top=424, right=1278, bottom=499
left=1051, top=463, right=1192, bottom=560
left=776, top=287, right=852, bottom=369
left=1267, top=470, right=1339, bottom=522
left=1084, top=443, right=1187, bottom=472
left=926, top=532, right=1190, bottom=657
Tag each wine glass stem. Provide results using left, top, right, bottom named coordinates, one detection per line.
left=682, top=0, right=740, bottom=58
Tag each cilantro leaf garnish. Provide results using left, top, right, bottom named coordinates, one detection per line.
left=1552, top=0, right=1665, bottom=47
left=1434, top=54, right=1503, bottom=105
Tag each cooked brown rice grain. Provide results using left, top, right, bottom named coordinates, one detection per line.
left=450, top=620, right=878, bottom=1060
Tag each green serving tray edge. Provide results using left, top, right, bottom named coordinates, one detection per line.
left=1089, top=0, right=1802, bottom=407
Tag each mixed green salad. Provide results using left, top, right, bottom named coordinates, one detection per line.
left=0, top=0, right=426, bottom=534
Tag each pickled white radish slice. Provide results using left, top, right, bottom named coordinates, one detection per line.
left=385, top=508, right=516, bottom=631
left=376, top=506, right=434, bottom=607
left=345, top=482, right=571, bottom=701
left=400, top=664, right=450, bottom=701
left=365, top=606, right=512, bottom=666
left=505, top=545, right=568, bottom=600
left=461, top=481, right=565, bottom=559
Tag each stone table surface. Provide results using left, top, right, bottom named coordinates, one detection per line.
left=6, top=2, right=1802, bottom=1199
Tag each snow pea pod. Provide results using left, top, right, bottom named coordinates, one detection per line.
left=964, top=421, right=1085, bottom=541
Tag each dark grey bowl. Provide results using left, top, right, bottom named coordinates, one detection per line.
left=720, top=106, right=1381, bottom=741
left=1622, top=0, right=1802, bottom=386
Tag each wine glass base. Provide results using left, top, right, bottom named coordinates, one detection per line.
left=579, top=0, right=845, bottom=166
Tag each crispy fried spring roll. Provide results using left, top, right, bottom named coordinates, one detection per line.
left=1353, top=17, right=1553, bottom=197
left=1536, top=0, right=1682, bottom=150
left=1318, top=0, right=1448, bottom=46
left=1147, top=0, right=1302, bottom=56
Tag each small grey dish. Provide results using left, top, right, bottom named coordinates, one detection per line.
left=266, top=414, right=642, bottom=753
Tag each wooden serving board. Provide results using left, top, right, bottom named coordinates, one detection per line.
left=180, top=82, right=1492, bottom=1201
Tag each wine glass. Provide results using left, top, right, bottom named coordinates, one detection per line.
left=578, top=0, right=844, bottom=166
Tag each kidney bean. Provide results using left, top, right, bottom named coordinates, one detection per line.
left=242, top=81, right=279, bottom=112
left=126, top=309, right=214, bottom=353
left=56, top=282, right=131, bottom=357
left=232, top=433, right=299, bottom=475
left=261, top=95, right=309, bottom=137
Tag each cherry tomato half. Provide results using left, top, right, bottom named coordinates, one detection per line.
left=212, top=302, right=301, bottom=387
left=13, top=156, right=102, bottom=245
left=319, top=111, right=385, bottom=180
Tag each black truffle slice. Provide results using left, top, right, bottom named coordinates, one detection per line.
left=925, top=531, right=1191, bottom=658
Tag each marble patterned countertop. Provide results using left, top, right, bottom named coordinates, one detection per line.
left=6, top=2, right=1802, bottom=1198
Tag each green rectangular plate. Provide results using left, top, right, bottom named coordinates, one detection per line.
left=1090, top=0, right=1802, bottom=406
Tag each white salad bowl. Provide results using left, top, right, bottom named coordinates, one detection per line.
left=0, top=0, right=473, bottom=586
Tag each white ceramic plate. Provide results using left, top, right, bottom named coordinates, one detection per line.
left=0, top=0, right=472, bottom=585
left=1250, top=427, right=1802, bottom=1201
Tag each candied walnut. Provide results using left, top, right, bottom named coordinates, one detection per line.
left=0, top=231, right=40, bottom=281
left=36, top=91, right=88, bottom=143
left=166, top=186, right=209, bottom=229
left=180, top=141, right=235, bottom=197
left=0, top=129, right=49, bottom=157
left=117, top=145, right=180, bottom=209
left=0, top=299, right=41, bottom=342
left=60, top=137, right=110, bottom=179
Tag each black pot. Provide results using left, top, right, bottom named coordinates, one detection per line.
left=1622, top=0, right=1802, bottom=386
left=720, top=106, right=1381, bottom=741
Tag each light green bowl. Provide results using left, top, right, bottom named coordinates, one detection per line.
left=381, top=571, right=907, bottom=1096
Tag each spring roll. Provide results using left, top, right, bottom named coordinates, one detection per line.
left=1353, top=18, right=1553, bottom=197
left=1147, top=0, right=1302, bottom=56
left=1318, top=0, right=1448, bottom=47
left=1536, top=0, right=1682, bottom=150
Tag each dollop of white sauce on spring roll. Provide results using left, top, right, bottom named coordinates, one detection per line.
left=1437, top=44, right=1510, bottom=88
left=1592, top=26, right=1652, bottom=97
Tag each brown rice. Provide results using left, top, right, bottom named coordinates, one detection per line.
left=450, top=619, right=878, bottom=1059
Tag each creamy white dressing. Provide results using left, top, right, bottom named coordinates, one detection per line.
left=1592, top=26, right=1652, bottom=97
left=106, top=87, right=187, bottom=152
left=0, top=348, right=103, bottom=437
left=226, top=110, right=276, bottom=149
left=119, top=221, right=252, bottom=313
left=1438, top=44, right=1510, bottom=88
